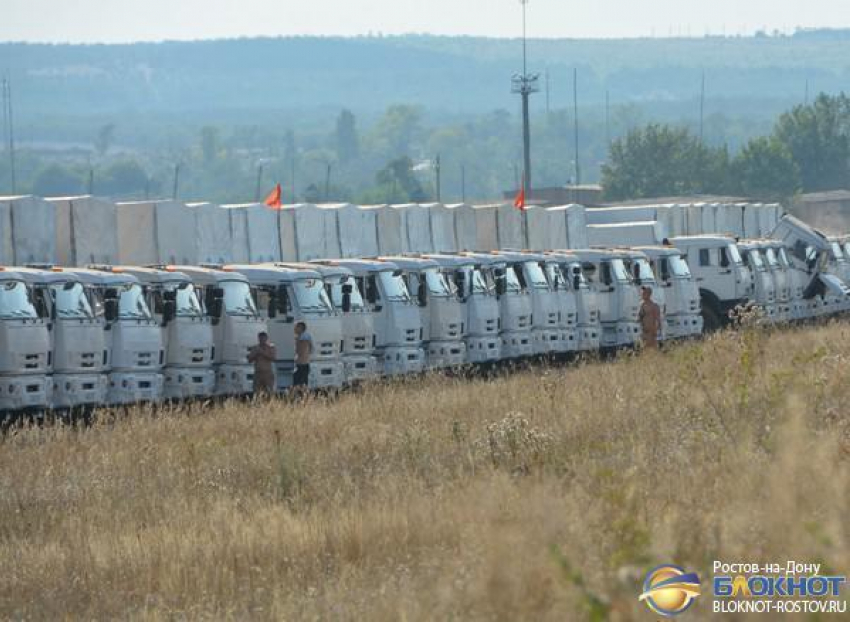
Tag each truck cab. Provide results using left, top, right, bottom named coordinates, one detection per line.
left=457, top=252, right=533, bottom=360
left=827, top=237, right=850, bottom=312
left=493, top=251, right=564, bottom=356
left=572, top=249, right=641, bottom=348
left=227, top=264, right=346, bottom=390
left=302, top=261, right=379, bottom=383
left=17, top=267, right=108, bottom=411
left=121, top=267, right=216, bottom=400
left=738, top=241, right=778, bottom=322
left=71, top=268, right=164, bottom=405
left=668, top=236, right=753, bottom=331
left=380, top=256, right=466, bottom=369
left=0, top=268, right=52, bottom=416
left=771, top=215, right=850, bottom=318
left=175, top=265, right=267, bottom=396
left=424, top=254, right=502, bottom=364
left=634, top=246, right=703, bottom=339
left=538, top=255, right=579, bottom=355
left=545, top=251, right=601, bottom=353
left=332, top=259, right=425, bottom=376
left=765, top=241, right=810, bottom=321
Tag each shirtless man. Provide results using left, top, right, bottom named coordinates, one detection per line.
left=638, top=286, right=662, bottom=350
left=248, top=331, right=277, bottom=395
left=292, top=321, right=313, bottom=394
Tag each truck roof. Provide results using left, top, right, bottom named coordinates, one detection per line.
left=67, top=267, right=141, bottom=286
left=170, top=265, right=250, bottom=285
left=329, top=258, right=400, bottom=274
left=0, top=268, right=28, bottom=283
left=632, top=246, right=682, bottom=257
left=669, top=235, right=737, bottom=248
left=491, top=250, right=549, bottom=263
left=571, top=248, right=628, bottom=261
left=421, top=253, right=477, bottom=268
left=452, top=251, right=506, bottom=267
left=14, top=266, right=83, bottom=285
left=378, top=255, right=440, bottom=270
left=226, top=263, right=321, bottom=282
left=279, top=262, right=354, bottom=279
left=118, top=266, right=192, bottom=285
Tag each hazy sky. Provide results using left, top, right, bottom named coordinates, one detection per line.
left=2, top=0, right=849, bottom=42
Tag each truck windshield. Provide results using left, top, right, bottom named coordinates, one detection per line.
left=222, top=280, right=258, bottom=316
left=0, top=281, right=38, bottom=319
left=831, top=242, right=845, bottom=262
left=119, top=283, right=152, bottom=320
left=470, top=268, right=490, bottom=294
left=611, top=259, right=630, bottom=282
left=727, top=244, right=743, bottom=265
left=378, top=271, right=411, bottom=302
left=567, top=263, right=589, bottom=290
left=777, top=247, right=792, bottom=269
left=844, top=242, right=850, bottom=260
left=544, top=264, right=565, bottom=290
left=669, top=255, right=691, bottom=277
left=504, top=266, right=522, bottom=292
left=634, top=259, right=656, bottom=283
left=746, top=250, right=765, bottom=271
left=50, top=282, right=94, bottom=319
left=294, top=278, right=333, bottom=313
left=173, top=283, right=204, bottom=317
left=329, top=275, right=365, bottom=311
left=524, top=262, right=550, bottom=289
left=425, top=268, right=453, bottom=297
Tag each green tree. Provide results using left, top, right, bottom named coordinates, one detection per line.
left=361, top=156, right=427, bottom=203
left=32, top=164, right=85, bottom=197
left=773, top=93, right=850, bottom=192
left=99, top=160, right=150, bottom=197
left=601, top=124, right=730, bottom=200
left=334, top=109, right=359, bottom=163
left=371, top=105, right=422, bottom=158
left=94, top=123, right=115, bottom=156
left=731, top=136, right=801, bottom=201
left=200, top=126, right=220, bottom=165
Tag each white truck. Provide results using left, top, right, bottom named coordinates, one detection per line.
left=332, top=259, right=425, bottom=376
left=16, top=267, right=108, bottom=411
left=538, top=254, right=579, bottom=355
left=175, top=265, right=267, bottom=396
left=545, top=251, right=602, bottom=353
left=379, top=256, right=467, bottom=369
left=759, top=241, right=793, bottom=322
left=573, top=249, right=641, bottom=348
left=301, top=261, right=380, bottom=383
left=737, top=241, right=778, bottom=322
left=763, top=240, right=810, bottom=321
left=668, top=236, right=754, bottom=331
left=619, top=249, right=669, bottom=342
left=633, top=246, right=703, bottom=339
left=70, top=268, right=165, bottom=404
left=0, top=269, right=52, bottom=418
left=423, top=253, right=503, bottom=364
left=493, top=251, right=565, bottom=356
left=228, top=264, right=346, bottom=390
left=456, top=252, right=534, bottom=360
left=771, top=215, right=850, bottom=318
left=121, top=267, right=216, bottom=400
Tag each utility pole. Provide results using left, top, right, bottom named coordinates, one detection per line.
left=604, top=89, right=610, bottom=150
left=172, top=164, right=180, bottom=200
left=699, top=70, right=706, bottom=144
left=435, top=154, right=441, bottom=202
left=290, top=157, right=296, bottom=203
left=804, top=79, right=809, bottom=105
left=573, top=68, right=581, bottom=186
left=2, top=77, right=17, bottom=194
left=88, top=168, right=94, bottom=195
left=325, top=161, right=332, bottom=202
left=254, top=164, right=264, bottom=202
left=545, top=69, right=550, bottom=114
left=461, top=164, right=466, bottom=203
left=511, top=0, right=539, bottom=198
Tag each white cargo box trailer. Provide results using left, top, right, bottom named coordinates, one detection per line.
left=220, top=205, right=251, bottom=263
left=50, top=195, right=118, bottom=266
left=586, top=221, right=668, bottom=248
left=449, top=203, right=478, bottom=251
left=188, top=202, right=234, bottom=265
left=429, top=203, right=457, bottom=252
left=472, top=204, right=499, bottom=251
left=0, top=195, right=56, bottom=265
left=496, top=202, right=526, bottom=250
left=116, top=199, right=198, bottom=265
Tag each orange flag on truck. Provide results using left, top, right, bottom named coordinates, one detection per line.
left=513, top=184, right=526, bottom=211
left=264, top=183, right=282, bottom=209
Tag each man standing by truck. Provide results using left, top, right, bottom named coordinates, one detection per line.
left=248, top=331, right=277, bottom=396
left=293, top=321, right=313, bottom=394
left=638, top=286, right=662, bottom=350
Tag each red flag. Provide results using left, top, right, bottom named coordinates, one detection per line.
left=513, top=184, right=526, bottom=211
left=264, top=183, right=282, bottom=209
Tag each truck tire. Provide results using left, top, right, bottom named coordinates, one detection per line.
left=701, top=300, right=722, bottom=333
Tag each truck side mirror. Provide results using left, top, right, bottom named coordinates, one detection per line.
left=267, top=290, right=278, bottom=319
left=573, top=275, right=581, bottom=291
left=720, top=251, right=730, bottom=268
left=162, top=300, right=176, bottom=325
left=209, top=297, right=223, bottom=321
left=455, top=271, right=466, bottom=300
left=104, top=298, right=119, bottom=322
left=417, top=279, right=427, bottom=307
left=660, top=260, right=671, bottom=282
left=366, top=277, right=378, bottom=304
left=341, top=283, right=352, bottom=312
left=277, top=285, right=289, bottom=314
left=495, top=271, right=506, bottom=297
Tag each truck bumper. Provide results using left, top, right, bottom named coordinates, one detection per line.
left=343, top=354, right=380, bottom=383
left=558, top=328, right=579, bottom=353
left=52, top=373, right=108, bottom=408
left=107, top=372, right=164, bottom=405
left=466, top=335, right=502, bottom=363
left=601, top=322, right=640, bottom=348
left=0, top=374, right=52, bottom=411
left=381, top=346, right=425, bottom=376
left=665, top=314, right=704, bottom=339
left=576, top=325, right=600, bottom=352
left=531, top=328, right=560, bottom=355
left=163, top=367, right=216, bottom=400
left=425, top=340, right=467, bottom=369
left=501, top=330, right=534, bottom=359
left=215, top=363, right=255, bottom=396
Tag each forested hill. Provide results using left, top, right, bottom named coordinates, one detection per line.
left=3, top=31, right=850, bottom=116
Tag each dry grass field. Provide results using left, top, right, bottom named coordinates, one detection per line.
left=1, top=323, right=848, bottom=620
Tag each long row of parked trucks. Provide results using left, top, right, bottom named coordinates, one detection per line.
left=0, top=214, right=847, bottom=417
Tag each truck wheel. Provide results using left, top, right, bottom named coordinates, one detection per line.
left=701, top=301, right=722, bottom=333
